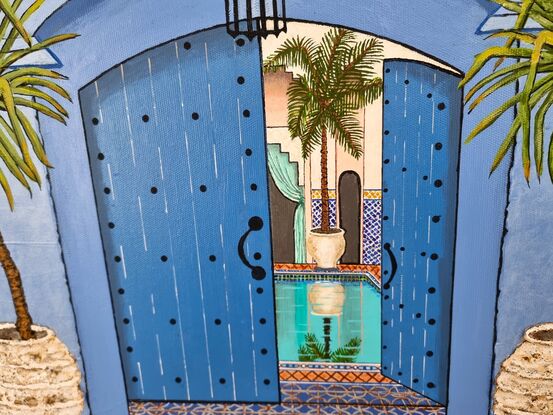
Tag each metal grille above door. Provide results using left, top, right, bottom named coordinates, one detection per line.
left=381, top=60, right=462, bottom=405
left=80, top=26, right=279, bottom=403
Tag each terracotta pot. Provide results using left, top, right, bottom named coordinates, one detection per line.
left=308, top=282, right=345, bottom=316
left=494, top=322, right=553, bottom=415
left=306, top=228, right=346, bottom=269
left=0, top=323, right=84, bottom=415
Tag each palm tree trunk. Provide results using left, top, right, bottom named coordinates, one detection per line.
left=0, top=231, right=33, bottom=340
left=323, top=317, right=331, bottom=359
left=320, top=126, right=330, bottom=232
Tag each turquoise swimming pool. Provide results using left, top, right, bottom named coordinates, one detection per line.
left=275, top=278, right=381, bottom=363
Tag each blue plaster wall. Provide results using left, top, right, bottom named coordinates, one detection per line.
left=36, top=1, right=513, bottom=414
left=0, top=110, right=89, bottom=414
left=494, top=123, right=553, bottom=375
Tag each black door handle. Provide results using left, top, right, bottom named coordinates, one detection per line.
left=238, top=216, right=267, bottom=281
left=382, top=242, right=397, bottom=289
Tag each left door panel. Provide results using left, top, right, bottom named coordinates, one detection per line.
left=80, top=26, right=279, bottom=403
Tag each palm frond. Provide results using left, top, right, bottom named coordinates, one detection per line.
left=534, top=90, right=553, bottom=177
left=0, top=0, right=31, bottom=46
left=460, top=46, right=533, bottom=88
left=298, top=333, right=327, bottom=361
left=299, top=110, right=324, bottom=159
left=325, top=111, right=364, bottom=159
left=331, top=77, right=383, bottom=109
left=0, top=4, right=74, bottom=207
left=463, top=0, right=553, bottom=181
left=330, top=337, right=362, bottom=363
left=263, top=36, right=318, bottom=83
left=287, top=76, right=318, bottom=138
left=0, top=166, right=13, bottom=209
left=494, top=0, right=553, bottom=30
left=0, top=0, right=46, bottom=56
left=331, top=37, right=383, bottom=90
left=0, top=0, right=23, bottom=45
left=0, top=33, right=79, bottom=72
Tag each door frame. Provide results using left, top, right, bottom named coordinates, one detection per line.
left=37, top=2, right=512, bottom=414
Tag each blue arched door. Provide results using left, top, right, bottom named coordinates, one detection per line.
left=381, top=60, right=462, bottom=405
left=79, top=27, right=279, bottom=403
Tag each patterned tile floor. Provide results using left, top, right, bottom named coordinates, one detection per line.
left=130, top=371, right=445, bottom=414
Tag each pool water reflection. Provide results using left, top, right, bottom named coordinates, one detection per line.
left=275, top=280, right=381, bottom=363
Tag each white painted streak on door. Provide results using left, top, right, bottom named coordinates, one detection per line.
left=137, top=361, right=145, bottom=395
left=213, top=144, right=219, bottom=178
left=431, top=98, right=436, bottom=135
left=150, top=293, right=156, bottom=315
left=94, top=81, right=104, bottom=123
left=129, top=305, right=137, bottom=340
left=428, top=145, right=434, bottom=184
left=237, top=98, right=243, bottom=145
left=174, top=42, right=185, bottom=112
left=207, top=83, right=214, bottom=122
left=404, top=63, right=408, bottom=118
left=204, top=42, right=210, bottom=72
left=241, top=157, right=247, bottom=206
left=184, top=132, right=214, bottom=398
left=119, top=245, right=128, bottom=279
left=392, top=199, right=396, bottom=227
left=158, top=147, right=169, bottom=214
left=410, top=355, right=414, bottom=388
left=107, top=164, right=115, bottom=200
left=249, top=283, right=259, bottom=397
left=147, top=57, right=159, bottom=125
left=399, top=331, right=402, bottom=368
left=155, top=333, right=164, bottom=375
left=119, top=64, right=137, bottom=166
left=427, top=215, right=432, bottom=244
left=137, top=196, right=148, bottom=251
left=228, top=324, right=237, bottom=400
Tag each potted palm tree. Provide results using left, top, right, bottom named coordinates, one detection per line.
left=263, top=28, right=383, bottom=268
left=0, top=2, right=82, bottom=414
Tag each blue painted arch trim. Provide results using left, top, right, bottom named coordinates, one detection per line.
left=37, top=1, right=512, bottom=414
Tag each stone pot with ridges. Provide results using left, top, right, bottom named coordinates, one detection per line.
left=0, top=323, right=84, bottom=415
left=494, top=322, right=553, bottom=415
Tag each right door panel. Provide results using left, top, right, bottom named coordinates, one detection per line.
left=381, top=59, right=462, bottom=405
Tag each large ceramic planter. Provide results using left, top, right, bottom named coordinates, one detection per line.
left=306, top=228, right=346, bottom=269
left=0, top=323, right=84, bottom=415
left=494, top=322, right=553, bottom=415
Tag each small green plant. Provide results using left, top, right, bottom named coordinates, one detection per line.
left=298, top=333, right=362, bottom=363
left=0, top=1, right=77, bottom=340
left=461, top=0, right=553, bottom=183
left=263, top=28, right=382, bottom=232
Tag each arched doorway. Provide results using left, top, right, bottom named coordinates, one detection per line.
left=339, top=171, right=361, bottom=264
left=268, top=174, right=297, bottom=263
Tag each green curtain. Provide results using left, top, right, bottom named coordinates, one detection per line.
left=267, top=144, right=306, bottom=263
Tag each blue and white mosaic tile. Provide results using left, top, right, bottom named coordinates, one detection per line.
left=362, top=197, right=382, bottom=265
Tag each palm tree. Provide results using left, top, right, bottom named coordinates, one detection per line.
left=460, top=0, right=553, bottom=184
left=0, top=1, right=76, bottom=340
left=263, top=28, right=383, bottom=232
